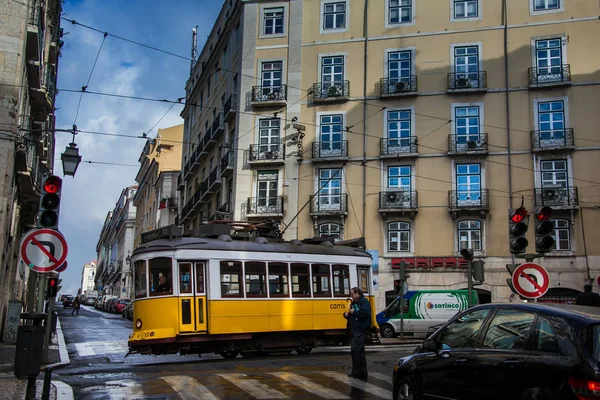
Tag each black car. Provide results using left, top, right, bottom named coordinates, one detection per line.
left=63, top=295, right=75, bottom=308
left=392, top=303, right=600, bottom=400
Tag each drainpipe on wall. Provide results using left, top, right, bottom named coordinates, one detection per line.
left=503, top=0, right=515, bottom=269
left=362, top=0, right=369, bottom=238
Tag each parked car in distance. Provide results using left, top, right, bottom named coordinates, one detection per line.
left=114, top=299, right=130, bottom=314
left=62, top=295, right=75, bottom=308
left=122, top=302, right=133, bottom=321
left=392, top=303, right=600, bottom=400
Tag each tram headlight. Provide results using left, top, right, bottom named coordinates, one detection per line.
left=135, top=319, right=143, bottom=329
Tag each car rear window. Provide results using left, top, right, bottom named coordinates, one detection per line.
left=582, top=324, right=600, bottom=362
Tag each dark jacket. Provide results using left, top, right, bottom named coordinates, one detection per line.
left=345, top=295, right=372, bottom=333
left=575, top=291, right=600, bottom=307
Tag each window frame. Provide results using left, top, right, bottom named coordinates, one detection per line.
left=332, top=264, right=350, bottom=297
left=261, top=5, right=286, bottom=38
left=530, top=0, right=563, bottom=15
left=457, top=220, right=482, bottom=252
left=386, top=0, right=415, bottom=27
left=320, top=0, right=349, bottom=34
left=551, top=219, right=571, bottom=251
left=388, top=221, right=411, bottom=253
left=220, top=261, right=244, bottom=298
left=268, top=262, right=290, bottom=298
left=451, top=0, right=481, bottom=22
left=134, top=260, right=147, bottom=299
left=245, top=261, right=267, bottom=298
left=319, top=222, right=341, bottom=239
left=312, top=263, right=332, bottom=297
left=291, top=263, right=311, bottom=298
left=480, top=309, right=536, bottom=351
left=149, top=257, right=173, bottom=297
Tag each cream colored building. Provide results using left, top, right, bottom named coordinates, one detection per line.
left=80, top=261, right=96, bottom=296
left=180, top=0, right=600, bottom=308
left=133, top=124, right=184, bottom=248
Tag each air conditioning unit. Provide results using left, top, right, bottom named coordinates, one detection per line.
left=394, top=81, right=407, bottom=92
left=542, top=184, right=564, bottom=203
left=386, top=192, right=401, bottom=203
left=264, top=151, right=274, bottom=159
left=466, top=140, right=479, bottom=149
left=327, top=85, right=341, bottom=97
left=456, top=76, right=470, bottom=88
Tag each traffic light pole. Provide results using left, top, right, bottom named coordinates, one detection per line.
left=400, top=280, right=405, bottom=339
left=467, top=260, right=474, bottom=308
left=43, top=296, right=54, bottom=362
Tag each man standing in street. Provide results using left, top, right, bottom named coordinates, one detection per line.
left=575, top=284, right=600, bottom=307
left=343, top=287, right=372, bottom=380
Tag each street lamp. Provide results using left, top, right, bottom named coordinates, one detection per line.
left=61, top=142, right=82, bottom=177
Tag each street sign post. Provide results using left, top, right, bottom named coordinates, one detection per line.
left=511, top=262, right=550, bottom=299
left=20, top=229, right=68, bottom=273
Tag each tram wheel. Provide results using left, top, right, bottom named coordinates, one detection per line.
left=219, top=351, right=239, bottom=359
left=296, top=346, right=313, bottom=354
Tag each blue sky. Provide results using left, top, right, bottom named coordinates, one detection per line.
left=53, top=0, right=223, bottom=295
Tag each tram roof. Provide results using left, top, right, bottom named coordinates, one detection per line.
left=133, top=236, right=372, bottom=259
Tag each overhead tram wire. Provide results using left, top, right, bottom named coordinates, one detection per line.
left=73, top=32, right=108, bottom=126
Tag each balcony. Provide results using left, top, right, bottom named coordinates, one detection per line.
left=534, top=186, right=578, bottom=210
left=379, top=191, right=418, bottom=219
left=199, top=178, right=211, bottom=201
left=245, top=196, right=284, bottom=219
left=528, top=65, right=571, bottom=88
left=223, top=94, right=237, bottom=122
left=26, top=3, right=43, bottom=63
left=309, top=194, right=348, bottom=217
left=49, top=25, right=62, bottom=63
left=220, top=150, right=234, bottom=177
left=448, top=189, right=490, bottom=219
left=447, top=134, right=488, bottom=156
left=531, top=129, right=575, bottom=153
left=210, top=202, right=232, bottom=221
left=211, top=114, right=224, bottom=139
left=377, top=77, right=418, bottom=98
left=309, top=81, right=350, bottom=104
left=247, top=144, right=285, bottom=166
left=31, top=65, right=56, bottom=121
left=311, top=141, right=348, bottom=163
left=207, top=166, right=222, bottom=192
left=447, top=72, right=487, bottom=93
left=202, top=128, right=217, bottom=152
left=177, top=173, right=184, bottom=189
left=249, top=85, right=287, bottom=107
left=380, top=137, right=418, bottom=158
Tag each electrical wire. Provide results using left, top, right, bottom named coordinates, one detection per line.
left=73, top=32, right=108, bottom=126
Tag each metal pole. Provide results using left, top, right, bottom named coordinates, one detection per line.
left=41, top=368, right=52, bottom=400
left=25, top=376, right=36, bottom=400
left=400, top=281, right=405, bottom=339
left=36, top=273, right=47, bottom=313
left=467, top=260, right=474, bottom=307
left=42, top=296, right=54, bottom=362
left=26, top=271, right=38, bottom=313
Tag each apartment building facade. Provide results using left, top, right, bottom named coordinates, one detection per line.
left=79, top=261, right=96, bottom=297
left=133, top=124, right=183, bottom=248
left=180, top=0, right=600, bottom=308
left=0, top=0, right=62, bottom=337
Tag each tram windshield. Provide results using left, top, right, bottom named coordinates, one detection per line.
left=149, top=257, right=173, bottom=296
left=134, top=260, right=146, bottom=299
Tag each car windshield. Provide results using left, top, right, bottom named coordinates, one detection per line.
left=582, top=324, right=600, bottom=363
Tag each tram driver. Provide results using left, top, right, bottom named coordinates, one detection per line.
left=157, top=274, right=171, bottom=293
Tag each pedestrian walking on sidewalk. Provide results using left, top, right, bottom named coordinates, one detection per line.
left=343, top=287, right=372, bottom=380
left=71, top=297, right=81, bottom=315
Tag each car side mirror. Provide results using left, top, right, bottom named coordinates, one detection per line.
left=422, top=339, right=437, bottom=352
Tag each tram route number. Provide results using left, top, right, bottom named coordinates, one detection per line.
left=330, top=303, right=348, bottom=310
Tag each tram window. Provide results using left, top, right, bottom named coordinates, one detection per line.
left=220, top=261, right=243, bottom=297
left=268, top=263, right=289, bottom=297
left=312, top=264, right=331, bottom=297
left=195, top=262, right=205, bottom=294
left=358, top=266, right=370, bottom=294
left=134, top=260, right=147, bottom=299
left=149, top=257, right=173, bottom=296
left=332, top=264, right=350, bottom=297
left=245, top=262, right=267, bottom=297
left=179, top=263, right=192, bottom=294
left=291, top=263, right=310, bottom=297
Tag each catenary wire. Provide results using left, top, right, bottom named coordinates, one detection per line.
left=73, top=32, right=107, bottom=126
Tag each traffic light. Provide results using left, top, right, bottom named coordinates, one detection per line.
left=38, top=174, right=62, bottom=229
left=398, top=260, right=408, bottom=281
left=508, top=207, right=529, bottom=254
left=460, top=248, right=474, bottom=261
left=472, top=260, right=485, bottom=282
left=534, top=206, right=555, bottom=254
left=47, top=276, right=58, bottom=297
left=393, top=280, right=401, bottom=294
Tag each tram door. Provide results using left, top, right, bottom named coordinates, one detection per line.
left=178, top=262, right=208, bottom=333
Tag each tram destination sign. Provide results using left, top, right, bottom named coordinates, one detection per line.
left=141, top=225, right=182, bottom=244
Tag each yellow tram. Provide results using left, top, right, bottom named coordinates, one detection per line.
left=128, top=223, right=377, bottom=358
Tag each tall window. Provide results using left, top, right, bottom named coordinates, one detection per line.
left=551, top=219, right=570, bottom=251
left=458, top=220, right=481, bottom=251
left=541, top=160, right=569, bottom=206
left=454, top=46, right=480, bottom=87
left=318, top=168, right=342, bottom=211
left=388, top=51, right=412, bottom=87
left=387, top=110, right=412, bottom=151
left=258, top=119, right=280, bottom=156
left=319, top=223, right=340, bottom=238
left=454, top=106, right=481, bottom=150
left=291, top=263, right=310, bottom=297
left=389, top=0, right=412, bottom=24
left=323, top=2, right=346, bottom=30
left=312, top=264, right=331, bottom=297
left=538, top=101, right=565, bottom=145
left=256, top=170, right=278, bottom=211
left=245, top=262, right=266, bottom=297
left=534, top=0, right=559, bottom=11
left=454, top=0, right=478, bottom=19
left=332, top=265, right=350, bottom=297
left=220, top=261, right=243, bottom=297
left=264, top=7, right=284, bottom=35
left=388, top=166, right=411, bottom=190
left=456, top=163, right=481, bottom=206
left=261, top=62, right=283, bottom=97
left=321, top=56, right=344, bottom=96
left=535, top=39, right=563, bottom=82
left=268, top=263, right=289, bottom=297
left=388, top=222, right=410, bottom=252
left=319, top=114, right=343, bottom=156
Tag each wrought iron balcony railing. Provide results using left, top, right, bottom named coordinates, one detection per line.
left=377, top=76, right=418, bottom=97
left=309, top=81, right=350, bottom=102
left=246, top=196, right=284, bottom=216
left=248, top=144, right=285, bottom=162
left=529, top=64, right=571, bottom=86
left=211, top=113, right=224, bottom=136
left=531, top=128, right=574, bottom=152
left=223, top=94, right=237, bottom=121
left=311, top=141, right=348, bottom=159
left=208, top=166, right=221, bottom=189
left=309, top=194, right=348, bottom=215
left=534, top=187, right=578, bottom=208
left=448, top=189, right=490, bottom=210
left=221, top=150, right=234, bottom=176
left=379, top=191, right=418, bottom=211
left=447, top=72, right=487, bottom=91
left=250, top=85, right=287, bottom=105
left=210, top=202, right=232, bottom=221
left=380, top=137, right=418, bottom=157
left=448, top=134, right=488, bottom=155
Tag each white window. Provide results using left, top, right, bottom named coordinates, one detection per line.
left=534, top=0, right=560, bottom=11
left=318, top=168, right=342, bottom=211
left=387, top=110, right=412, bottom=151
left=258, top=119, right=280, bottom=157
left=264, top=7, right=284, bottom=35
left=256, top=170, right=279, bottom=212
left=388, top=166, right=411, bottom=190
left=537, top=101, right=565, bottom=146
left=454, top=106, right=481, bottom=150
left=319, top=114, right=344, bottom=157
left=323, top=2, right=346, bottom=30
left=453, top=46, right=481, bottom=87
left=388, top=222, right=410, bottom=252
left=319, top=223, right=341, bottom=239
left=259, top=61, right=283, bottom=99
left=458, top=220, right=481, bottom=251
left=551, top=219, right=570, bottom=251
left=454, top=0, right=478, bottom=19
left=387, top=51, right=412, bottom=92
left=456, top=164, right=481, bottom=206
left=389, top=0, right=412, bottom=24
left=534, top=38, right=564, bottom=83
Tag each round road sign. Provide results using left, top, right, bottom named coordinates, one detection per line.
left=511, top=262, right=550, bottom=299
left=20, top=229, right=68, bottom=273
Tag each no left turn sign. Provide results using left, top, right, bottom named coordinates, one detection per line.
left=512, top=262, right=550, bottom=299
left=20, top=229, right=68, bottom=273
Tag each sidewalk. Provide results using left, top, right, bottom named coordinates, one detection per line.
left=0, top=318, right=73, bottom=400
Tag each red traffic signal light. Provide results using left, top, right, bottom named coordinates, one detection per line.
left=534, top=206, right=555, bottom=253
left=510, top=207, right=527, bottom=223
left=38, top=174, right=62, bottom=229
left=47, top=277, right=58, bottom=297
left=44, top=176, right=62, bottom=194
left=508, top=207, right=529, bottom=254
left=535, top=206, right=552, bottom=221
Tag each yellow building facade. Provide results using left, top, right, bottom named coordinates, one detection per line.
left=181, top=0, right=600, bottom=307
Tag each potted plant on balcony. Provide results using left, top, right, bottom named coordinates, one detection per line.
left=327, top=85, right=341, bottom=97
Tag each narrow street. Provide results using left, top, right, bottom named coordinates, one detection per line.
left=53, top=304, right=418, bottom=399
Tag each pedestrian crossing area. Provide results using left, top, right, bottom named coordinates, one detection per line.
left=74, top=340, right=129, bottom=356
left=78, top=370, right=394, bottom=399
